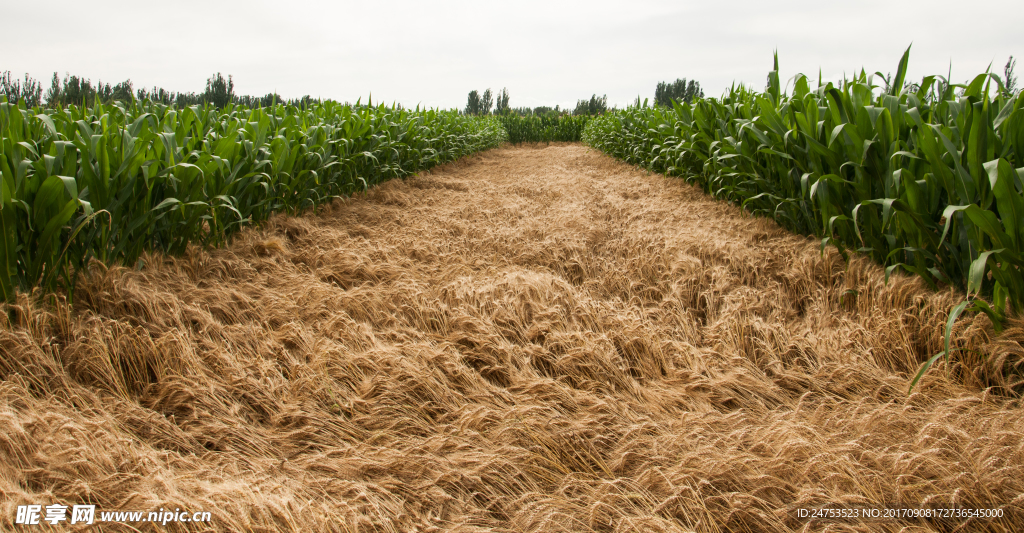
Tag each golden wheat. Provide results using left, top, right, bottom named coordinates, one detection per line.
left=1, top=145, right=1022, bottom=532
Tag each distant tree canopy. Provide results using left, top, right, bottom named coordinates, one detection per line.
left=654, top=78, right=704, bottom=106
left=203, top=72, right=235, bottom=108
left=481, top=89, right=493, bottom=115
left=495, top=88, right=510, bottom=115
left=465, top=90, right=480, bottom=115
left=465, top=88, right=495, bottom=115
left=573, top=94, right=607, bottom=116
left=1, top=70, right=319, bottom=109
left=507, top=106, right=562, bottom=116
left=43, top=73, right=118, bottom=108
left=0, top=71, right=43, bottom=107
left=502, top=94, right=604, bottom=118
left=233, top=92, right=288, bottom=108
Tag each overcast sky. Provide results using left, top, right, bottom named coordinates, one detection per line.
left=2, top=0, right=1020, bottom=111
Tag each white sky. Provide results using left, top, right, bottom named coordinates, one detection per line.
left=2, top=0, right=1020, bottom=110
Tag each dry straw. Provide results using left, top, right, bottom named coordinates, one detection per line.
left=2, top=145, right=1023, bottom=532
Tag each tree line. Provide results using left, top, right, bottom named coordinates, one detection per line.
left=464, top=88, right=608, bottom=117
left=0, top=71, right=320, bottom=109
left=463, top=77, right=708, bottom=118
left=654, top=78, right=703, bottom=107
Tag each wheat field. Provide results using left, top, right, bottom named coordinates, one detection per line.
left=2, top=145, right=1023, bottom=532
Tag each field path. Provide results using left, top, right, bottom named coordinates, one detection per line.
left=2, top=145, right=1023, bottom=532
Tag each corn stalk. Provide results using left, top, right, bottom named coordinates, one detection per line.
left=583, top=47, right=1024, bottom=388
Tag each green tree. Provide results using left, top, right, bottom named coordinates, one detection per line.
left=111, top=80, right=134, bottom=102
left=53, top=74, right=96, bottom=107
left=654, top=78, right=703, bottom=106
left=481, top=89, right=493, bottom=115
left=532, top=105, right=561, bottom=116
left=0, top=72, right=43, bottom=107
left=465, top=88, right=494, bottom=115
left=495, top=88, right=510, bottom=114
left=465, top=90, right=481, bottom=115
left=573, top=94, right=607, bottom=116
left=203, top=72, right=235, bottom=108
left=96, top=81, right=113, bottom=102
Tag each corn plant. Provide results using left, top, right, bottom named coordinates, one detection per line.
left=0, top=96, right=507, bottom=302
left=583, top=47, right=1024, bottom=388
left=499, top=114, right=590, bottom=144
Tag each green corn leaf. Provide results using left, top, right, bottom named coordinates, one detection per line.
left=909, top=350, right=946, bottom=392
left=986, top=158, right=1023, bottom=249
left=968, top=249, right=1003, bottom=296
left=892, top=44, right=912, bottom=96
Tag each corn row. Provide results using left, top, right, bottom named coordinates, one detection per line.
left=0, top=99, right=507, bottom=301
left=499, top=115, right=590, bottom=144
left=584, top=48, right=1024, bottom=332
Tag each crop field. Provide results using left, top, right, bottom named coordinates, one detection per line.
left=585, top=52, right=1024, bottom=377
left=0, top=99, right=507, bottom=300
left=2, top=142, right=1024, bottom=532
left=498, top=114, right=590, bottom=144
left=2, top=45, right=1024, bottom=532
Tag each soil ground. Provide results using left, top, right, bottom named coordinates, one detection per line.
left=2, top=145, right=1024, bottom=532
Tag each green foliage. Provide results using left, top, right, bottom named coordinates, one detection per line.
left=111, top=80, right=134, bottom=103
left=203, top=73, right=235, bottom=109
left=0, top=97, right=507, bottom=302
left=511, top=105, right=562, bottom=117
left=465, top=89, right=495, bottom=116
left=133, top=85, right=200, bottom=107
left=232, top=92, right=284, bottom=108
left=0, top=69, right=314, bottom=110
left=44, top=73, right=138, bottom=108
left=495, top=88, right=510, bottom=115
left=573, top=94, right=607, bottom=116
left=499, top=114, right=590, bottom=144
left=466, top=90, right=481, bottom=115
left=0, top=72, right=43, bottom=108
left=654, top=78, right=703, bottom=107
left=584, top=47, right=1024, bottom=385
left=481, top=89, right=493, bottom=115
left=1006, top=56, right=1018, bottom=96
